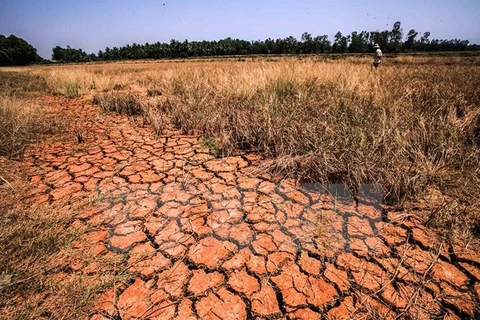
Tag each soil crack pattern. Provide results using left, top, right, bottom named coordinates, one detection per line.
left=22, top=97, right=480, bottom=319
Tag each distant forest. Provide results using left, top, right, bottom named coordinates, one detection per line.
left=50, top=22, right=479, bottom=63
left=1, top=21, right=479, bottom=65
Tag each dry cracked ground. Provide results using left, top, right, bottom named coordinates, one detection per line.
left=13, top=97, right=480, bottom=319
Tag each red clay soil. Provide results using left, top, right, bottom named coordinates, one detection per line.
left=19, top=97, right=480, bottom=319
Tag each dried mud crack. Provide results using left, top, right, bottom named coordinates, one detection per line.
left=18, top=97, right=480, bottom=319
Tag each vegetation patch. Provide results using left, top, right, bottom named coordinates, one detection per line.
left=203, top=135, right=224, bottom=158
left=156, top=61, right=480, bottom=242
left=0, top=96, right=50, bottom=158
left=63, top=82, right=82, bottom=98
left=93, top=92, right=144, bottom=116
left=0, top=165, right=123, bottom=319
left=0, top=71, right=49, bottom=97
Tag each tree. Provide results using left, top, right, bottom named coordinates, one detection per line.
left=332, top=32, right=342, bottom=53
left=301, top=32, right=313, bottom=53
left=420, top=32, right=431, bottom=51
left=283, top=36, right=298, bottom=54
left=0, top=34, right=40, bottom=66
left=349, top=32, right=367, bottom=53
left=388, top=21, right=403, bottom=52
left=404, top=29, right=418, bottom=51
left=313, top=35, right=331, bottom=53
left=52, top=45, right=91, bottom=62
left=332, top=32, right=349, bottom=53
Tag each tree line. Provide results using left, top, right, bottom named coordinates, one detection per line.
left=56, top=22, right=476, bottom=62
left=1, top=21, right=479, bottom=65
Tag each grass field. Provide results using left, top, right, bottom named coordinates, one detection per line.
left=2, top=55, right=480, bottom=236
left=1, top=53, right=479, bottom=318
left=5, top=56, right=479, bottom=201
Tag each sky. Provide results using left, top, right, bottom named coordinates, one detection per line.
left=1, top=0, right=479, bottom=59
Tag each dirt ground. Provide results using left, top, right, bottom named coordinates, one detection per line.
left=11, top=95, right=480, bottom=319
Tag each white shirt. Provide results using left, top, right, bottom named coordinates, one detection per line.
left=375, top=49, right=383, bottom=63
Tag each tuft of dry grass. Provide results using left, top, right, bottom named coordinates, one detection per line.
left=92, top=90, right=166, bottom=134
left=92, top=92, right=144, bottom=115
left=0, top=96, right=50, bottom=158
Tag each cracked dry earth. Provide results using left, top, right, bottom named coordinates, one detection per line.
left=21, top=97, right=480, bottom=319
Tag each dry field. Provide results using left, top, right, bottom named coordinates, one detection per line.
left=1, top=55, right=479, bottom=319
left=6, top=55, right=479, bottom=232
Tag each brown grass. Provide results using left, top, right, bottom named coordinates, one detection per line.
left=0, top=96, right=50, bottom=158
left=0, top=71, right=49, bottom=98
left=156, top=61, right=480, bottom=203
left=1, top=54, right=479, bottom=243
left=0, top=160, right=126, bottom=319
left=92, top=91, right=144, bottom=115
left=0, top=73, right=126, bottom=319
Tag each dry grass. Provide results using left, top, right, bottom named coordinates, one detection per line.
left=92, top=91, right=144, bottom=115
left=1, top=54, right=479, bottom=243
left=0, top=71, right=58, bottom=157
left=0, top=96, right=51, bottom=158
left=155, top=61, right=479, bottom=201
left=0, top=71, right=49, bottom=98
left=0, top=161, right=124, bottom=319
left=0, top=72, right=124, bottom=319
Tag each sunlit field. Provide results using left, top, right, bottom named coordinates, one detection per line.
left=1, top=53, right=479, bottom=318
left=3, top=55, right=480, bottom=234
left=5, top=55, right=479, bottom=199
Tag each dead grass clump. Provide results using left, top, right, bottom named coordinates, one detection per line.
left=0, top=96, right=50, bottom=158
left=140, top=103, right=166, bottom=136
left=425, top=197, right=480, bottom=244
left=63, top=82, right=83, bottom=98
left=147, top=87, right=163, bottom=97
left=159, top=62, right=480, bottom=222
left=93, top=92, right=144, bottom=115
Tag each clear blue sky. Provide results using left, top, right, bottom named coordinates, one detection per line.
left=1, top=0, right=479, bottom=59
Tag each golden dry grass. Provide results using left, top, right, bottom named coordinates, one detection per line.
left=92, top=91, right=144, bottom=115
left=0, top=96, right=48, bottom=157
left=1, top=54, right=479, bottom=242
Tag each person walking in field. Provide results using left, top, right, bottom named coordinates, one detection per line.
left=373, top=43, right=383, bottom=68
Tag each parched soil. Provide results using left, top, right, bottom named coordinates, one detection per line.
left=18, top=97, right=480, bottom=319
